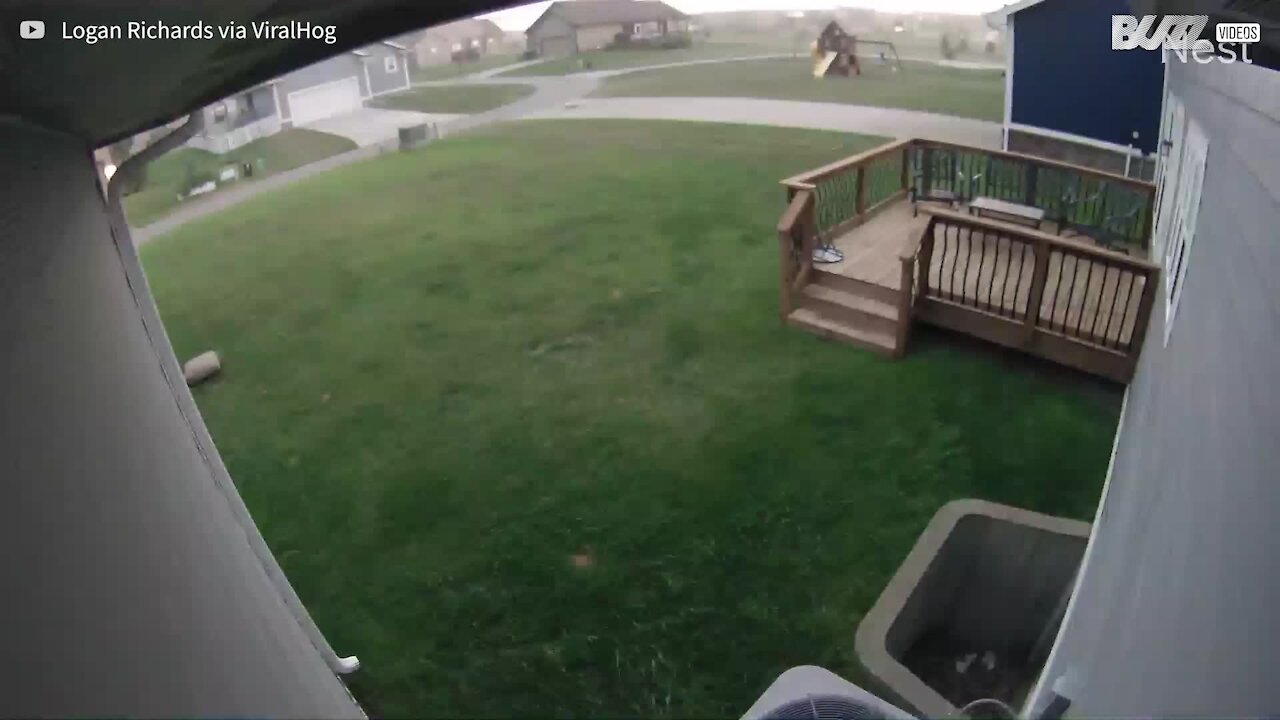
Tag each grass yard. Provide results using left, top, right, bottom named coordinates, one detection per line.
left=123, top=128, right=356, bottom=227
left=593, top=58, right=1005, bottom=121
left=370, top=84, right=535, bottom=114
left=411, top=53, right=522, bottom=81
left=500, top=42, right=775, bottom=76
left=142, top=120, right=1118, bottom=717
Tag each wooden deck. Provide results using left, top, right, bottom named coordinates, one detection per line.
left=820, top=198, right=1148, bottom=348
left=777, top=138, right=1161, bottom=382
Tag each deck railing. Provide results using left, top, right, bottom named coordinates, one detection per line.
left=781, top=138, right=913, bottom=243
left=910, top=208, right=1159, bottom=382
left=777, top=138, right=1162, bottom=382
left=911, top=140, right=1157, bottom=250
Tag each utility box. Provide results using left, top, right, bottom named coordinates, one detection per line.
left=398, top=123, right=437, bottom=151
left=856, top=499, right=1088, bottom=717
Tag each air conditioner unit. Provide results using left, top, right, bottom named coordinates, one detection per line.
left=743, top=666, right=916, bottom=720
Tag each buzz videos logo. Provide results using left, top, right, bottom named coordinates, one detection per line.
left=1112, top=15, right=1260, bottom=64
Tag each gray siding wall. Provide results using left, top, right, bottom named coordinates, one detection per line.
left=363, top=45, right=409, bottom=96
left=1029, top=59, right=1280, bottom=717
left=276, top=54, right=367, bottom=121
left=527, top=13, right=575, bottom=54
left=0, top=119, right=360, bottom=718
left=229, top=85, right=277, bottom=129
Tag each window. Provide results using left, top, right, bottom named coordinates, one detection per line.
left=471, top=38, right=480, bottom=47
left=452, top=42, right=462, bottom=51
left=1162, top=116, right=1208, bottom=345
left=211, top=102, right=227, bottom=122
left=384, top=55, right=398, bottom=73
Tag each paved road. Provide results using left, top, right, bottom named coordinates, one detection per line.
left=526, top=97, right=1002, bottom=148
left=135, top=53, right=1002, bottom=242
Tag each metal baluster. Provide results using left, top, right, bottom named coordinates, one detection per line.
left=1078, top=258, right=1095, bottom=339
left=1114, top=271, right=1136, bottom=350
left=1090, top=264, right=1112, bottom=340
left=949, top=223, right=960, bottom=302
left=1012, top=241, right=1027, bottom=319
left=1061, top=255, right=1080, bottom=337
left=1049, top=250, right=1067, bottom=330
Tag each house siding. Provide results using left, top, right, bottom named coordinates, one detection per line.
left=275, top=54, right=367, bottom=122
left=1027, top=58, right=1280, bottom=717
left=527, top=12, right=576, bottom=55
left=1010, top=0, right=1163, bottom=152
left=230, top=85, right=277, bottom=129
left=1, top=120, right=361, bottom=718
left=576, top=24, right=622, bottom=52
left=362, top=45, right=410, bottom=96
left=413, top=35, right=452, bottom=66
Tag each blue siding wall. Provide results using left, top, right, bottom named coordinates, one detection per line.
left=1011, top=0, right=1163, bottom=152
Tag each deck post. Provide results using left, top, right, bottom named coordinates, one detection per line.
left=895, top=255, right=914, bottom=357
left=1139, top=186, right=1156, bottom=250
left=855, top=165, right=867, bottom=217
left=921, top=147, right=933, bottom=201
left=1024, top=162, right=1039, bottom=207
left=1022, top=235, right=1052, bottom=345
left=1126, top=266, right=1159, bottom=365
left=900, top=144, right=911, bottom=191
left=916, top=218, right=935, bottom=299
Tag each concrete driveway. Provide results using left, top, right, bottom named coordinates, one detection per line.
left=301, top=108, right=463, bottom=148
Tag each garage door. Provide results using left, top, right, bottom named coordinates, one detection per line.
left=540, top=35, right=575, bottom=57
left=287, top=77, right=362, bottom=126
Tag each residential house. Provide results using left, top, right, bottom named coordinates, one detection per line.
left=188, top=41, right=412, bottom=153
left=400, top=18, right=507, bottom=67
left=989, top=0, right=1165, bottom=176
left=525, top=0, right=690, bottom=57
left=1018, top=1, right=1280, bottom=715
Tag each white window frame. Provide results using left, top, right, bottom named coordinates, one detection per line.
left=384, top=55, right=398, bottom=73
left=1162, top=115, right=1207, bottom=346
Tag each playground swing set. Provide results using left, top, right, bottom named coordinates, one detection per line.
left=810, top=20, right=903, bottom=79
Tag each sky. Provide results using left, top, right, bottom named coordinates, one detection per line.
left=481, top=0, right=1008, bottom=31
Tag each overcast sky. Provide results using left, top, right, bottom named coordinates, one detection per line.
left=481, top=0, right=1008, bottom=30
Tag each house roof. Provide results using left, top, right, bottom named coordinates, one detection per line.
left=530, top=0, right=689, bottom=32
left=986, top=0, right=1048, bottom=25
left=410, top=17, right=505, bottom=45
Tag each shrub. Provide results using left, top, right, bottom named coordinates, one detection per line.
left=660, top=32, right=692, bottom=49
left=178, top=160, right=217, bottom=197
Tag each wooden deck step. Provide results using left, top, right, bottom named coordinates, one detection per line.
left=800, top=283, right=899, bottom=336
left=812, top=269, right=899, bottom=305
left=787, top=307, right=897, bottom=357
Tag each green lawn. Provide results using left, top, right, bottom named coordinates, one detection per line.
left=500, top=42, right=775, bottom=76
left=593, top=58, right=1005, bottom=121
left=142, top=120, right=1117, bottom=717
left=370, top=84, right=535, bottom=114
left=411, top=53, right=522, bottom=81
left=123, top=128, right=356, bottom=227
